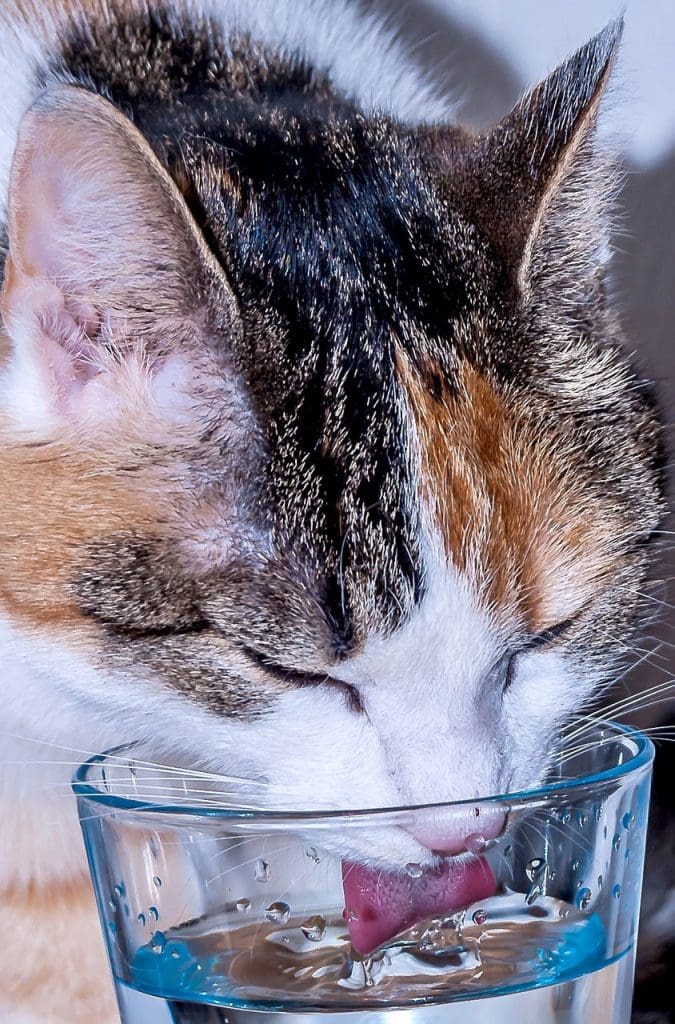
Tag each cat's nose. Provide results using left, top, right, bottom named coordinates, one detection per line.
left=404, top=803, right=506, bottom=855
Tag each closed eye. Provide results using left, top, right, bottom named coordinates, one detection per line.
left=524, top=616, right=577, bottom=651
left=241, top=645, right=330, bottom=687
left=504, top=616, right=578, bottom=691
left=241, top=645, right=364, bottom=711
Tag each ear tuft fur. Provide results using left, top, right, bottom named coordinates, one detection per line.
left=0, top=84, right=238, bottom=438
left=440, top=19, right=623, bottom=297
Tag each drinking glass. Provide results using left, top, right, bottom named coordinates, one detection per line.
left=73, top=721, right=652, bottom=1024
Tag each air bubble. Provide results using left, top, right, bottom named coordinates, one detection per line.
left=613, top=884, right=622, bottom=900
left=254, top=859, right=270, bottom=883
left=149, top=907, right=159, bottom=922
left=150, top=931, right=166, bottom=954
left=300, top=915, right=327, bottom=941
left=576, top=888, right=592, bottom=911
left=113, top=883, right=125, bottom=899
left=153, top=876, right=162, bottom=888
left=576, top=811, right=588, bottom=828
left=622, top=812, right=635, bottom=831
left=613, top=834, right=622, bottom=852
left=405, top=862, right=423, bottom=878
left=597, top=875, right=603, bottom=889
left=472, top=909, right=488, bottom=926
left=525, top=883, right=542, bottom=906
left=561, top=811, right=571, bottom=825
left=465, top=833, right=488, bottom=854
left=235, top=898, right=251, bottom=913
left=305, top=847, right=321, bottom=863
left=137, top=913, right=146, bottom=927
left=571, top=859, right=580, bottom=873
left=525, top=858, right=546, bottom=882
left=265, top=901, right=291, bottom=924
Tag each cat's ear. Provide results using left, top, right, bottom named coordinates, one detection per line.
left=1, top=84, right=237, bottom=435
left=445, top=19, right=622, bottom=295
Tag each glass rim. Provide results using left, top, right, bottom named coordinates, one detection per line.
left=71, top=719, right=654, bottom=825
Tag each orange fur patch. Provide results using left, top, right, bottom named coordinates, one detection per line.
left=398, top=351, right=620, bottom=632
left=0, top=420, right=162, bottom=633
left=0, top=872, right=117, bottom=1023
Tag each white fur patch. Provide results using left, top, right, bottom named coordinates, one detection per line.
left=0, top=543, right=584, bottom=882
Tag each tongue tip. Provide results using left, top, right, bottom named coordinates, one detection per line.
left=342, top=856, right=496, bottom=956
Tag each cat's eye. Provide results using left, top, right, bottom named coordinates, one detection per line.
left=525, top=617, right=576, bottom=651
left=241, top=646, right=363, bottom=709
left=502, top=617, right=576, bottom=693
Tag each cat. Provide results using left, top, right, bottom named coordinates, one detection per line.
left=0, top=2, right=668, bottom=1022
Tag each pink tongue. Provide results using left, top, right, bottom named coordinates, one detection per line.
left=342, top=856, right=496, bottom=955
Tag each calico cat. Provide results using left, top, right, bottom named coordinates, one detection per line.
left=0, top=2, right=668, bottom=1022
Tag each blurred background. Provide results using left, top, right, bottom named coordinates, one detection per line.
left=364, top=0, right=675, bottom=732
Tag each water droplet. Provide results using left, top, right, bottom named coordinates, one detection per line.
left=576, top=811, right=588, bottom=828
left=613, top=884, right=622, bottom=900
left=597, top=874, right=603, bottom=889
left=525, top=858, right=546, bottom=882
left=613, top=833, right=622, bottom=852
left=571, top=859, right=580, bottom=873
left=561, top=811, right=571, bottom=825
left=472, top=909, right=488, bottom=926
left=123, top=903, right=131, bottom=919
left=503, top=844, right=513, bottom=857
left=150, top=931, right=166, bottom=954
left=577, top=888, right=592, bottom=911
left=465, top=833, right=488, bottom=854
left=593, top=803, right=602, bottom=822
left=108, top=921, right=117, bottom=936
left=603, top=825, right=608, bottom=839
left=559, top=907, right=570, bottom=919
left=235, top=898, right=251, bottom=913
left=525, top=883, right=542, bottom=905
left=622, top=812, right=635, bottom=831
left=254, top=859, right=270, bottom=883
left=153, top=876, right=162, bottom=888
left=305, top=847, right=321, bottom=863
left=137, top=913, right=146, bottom=926
left=265, top=901, right=290, bottom=924
left=405, top=862, right=423, bottom=878
left=300, top=915, right=326, bottom=941
left=113, top=883, right=125, bottom=899
left=149, top=907, right=159, bottom=922
left=107, top=899, right=115, bottom=911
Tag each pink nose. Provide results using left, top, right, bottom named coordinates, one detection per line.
left=405, top=803, right=506, bottom=855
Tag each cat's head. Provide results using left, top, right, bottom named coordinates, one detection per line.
left=0, top=21, right=664, bottom=866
